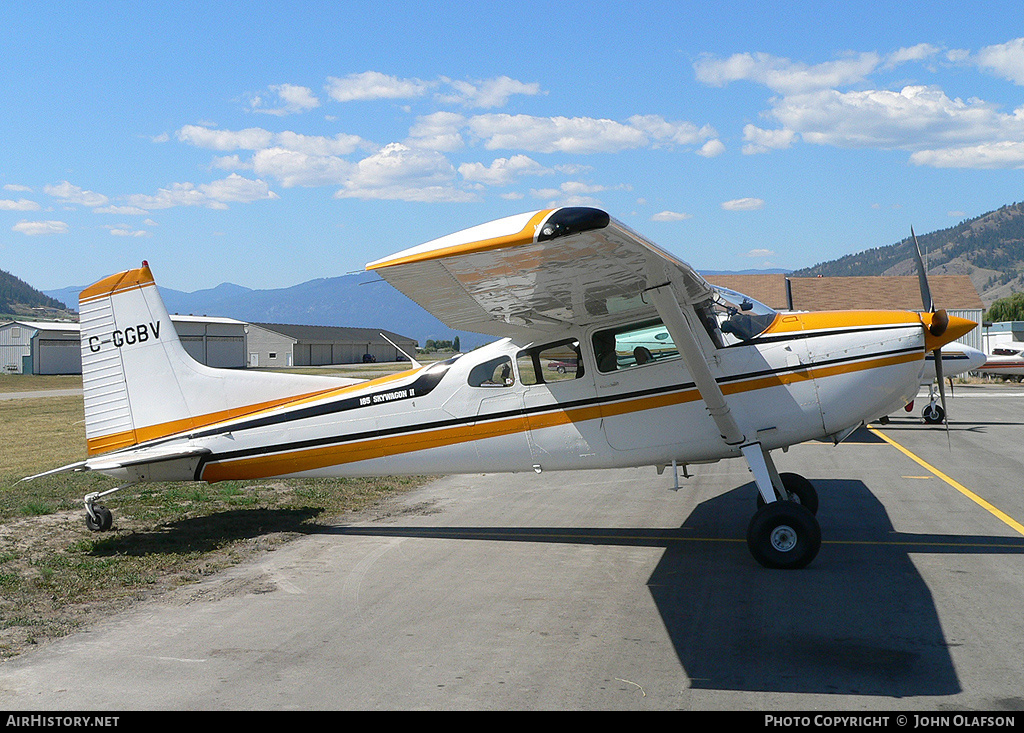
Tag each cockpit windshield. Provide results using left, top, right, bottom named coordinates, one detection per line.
left=696, top=286, right=778, bottom=347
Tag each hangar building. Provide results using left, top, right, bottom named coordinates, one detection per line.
left=245, top=323, right=417, bottom=368
left=0, top=320, right=81, bottom=375
left=0, top=316, right=249, bottom=374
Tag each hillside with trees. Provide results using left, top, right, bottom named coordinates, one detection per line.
left=1, top=268, right=72, bottom=319
left=792, top=202, right=1024, bottom=308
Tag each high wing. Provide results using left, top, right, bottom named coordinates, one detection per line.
left=369, top=206, right=749, bottom=450
left=367, top=208, right=716, bottom=341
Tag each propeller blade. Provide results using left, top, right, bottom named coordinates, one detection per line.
left=910, top=226, right=934, bottom=313
left=912, top=226, right=952, bottom=445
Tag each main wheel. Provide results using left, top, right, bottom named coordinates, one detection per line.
left=756, top=472, right=819, bottom=515
left=922, top=403, right=944, bottom=424
left=747, top=501, right=821, bottom=569
left=85, top=505, right=113, bottom=532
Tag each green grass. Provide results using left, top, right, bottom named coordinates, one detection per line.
left=0, top=393, right=428, bottom=658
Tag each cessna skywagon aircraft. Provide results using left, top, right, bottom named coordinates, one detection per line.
left=29, top=208, right=975, bottom=569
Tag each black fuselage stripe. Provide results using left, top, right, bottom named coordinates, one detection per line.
left=194, top=343, right=922, bottom=474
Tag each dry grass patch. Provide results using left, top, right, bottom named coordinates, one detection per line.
left=0, top=393, right=427, bottom=658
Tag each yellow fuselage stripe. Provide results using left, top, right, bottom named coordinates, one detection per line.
left=200, top=349, right=921, bottom=482
left=86, top=370, right=419, bottom=456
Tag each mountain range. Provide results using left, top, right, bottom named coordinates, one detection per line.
left=9, top=200, right=1024, bottom=343
left=43, top=271, right=493, bottom=350
left=0, top=268, right=71, bottom=319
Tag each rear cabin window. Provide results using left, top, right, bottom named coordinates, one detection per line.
left=516, top=339, right=584, bottom=386
left=592, top=320, right=677, bottom=372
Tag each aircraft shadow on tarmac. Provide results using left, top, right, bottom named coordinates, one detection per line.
left=327, top=478, right=1024, bottom=698
left=650, top=478, right=984, bottom=697
left=88, top=507, right=325, bottom=556
left=93, top=474, right=1022, bottom=697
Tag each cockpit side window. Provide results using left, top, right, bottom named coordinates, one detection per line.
left=468, top=356, right=514, bottom=387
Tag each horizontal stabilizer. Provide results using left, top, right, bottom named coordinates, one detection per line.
left=23, top=444, right=212, bottom=481
left=85, top=444, right=212, bottom=472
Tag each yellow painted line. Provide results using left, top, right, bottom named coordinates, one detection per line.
left=867, top=425, right=1024, bottom=537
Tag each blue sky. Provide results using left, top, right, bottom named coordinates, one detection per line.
left=2, top=0, right=1023, bottom=295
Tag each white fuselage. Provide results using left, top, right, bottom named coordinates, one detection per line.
left=977, top=344, right=1024, bottom=378
left=921, top=344, right=987, bottom=382
left=125, top=311, right=927, bottom=485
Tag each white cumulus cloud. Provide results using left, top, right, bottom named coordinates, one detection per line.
left=975, top=38, right=1024, bottom=85
left=44, top=181, right=109, bottom=208
left=325, top=72, right=432, bottom=102
left=438, top=76, right=542, bottom=108
left=0, top=198, right=41, bottom=211
left=722, top=198, right=765, bottom=211
left=125, top=174, right=278, bottom=210
left=334, top=143, right=475, bottom=202
left=651, top=211, right=692, bottom=221
left=458, top=155, right=550, bottom=186
left=249, top=84, right=321, bottom=115
left=693, top=41, right=1024, bottom=169
left=13, top=220, right=68, bottom=235
left=694, top=51, right=881, bottom=94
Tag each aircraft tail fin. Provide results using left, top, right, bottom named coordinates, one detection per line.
left=79, top=262, right=359, bottom=456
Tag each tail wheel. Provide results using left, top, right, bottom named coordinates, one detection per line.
left=85, top=505, right=113, bottom=532
left=747, top=502, right=821, bottom=569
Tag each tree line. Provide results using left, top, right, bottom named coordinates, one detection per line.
left=0, top=268, right=69, bottom=314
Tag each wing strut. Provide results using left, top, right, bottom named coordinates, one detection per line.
left=646, top=282, right=784, bottom=505
left=645, top=283, right=744, bottom=445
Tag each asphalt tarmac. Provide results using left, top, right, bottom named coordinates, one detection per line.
left=2, top=383, right=1023, bottom=711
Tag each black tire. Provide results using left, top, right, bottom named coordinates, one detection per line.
left=756, top=472, right=819, bottom=515
left=747, top=502, right=821, bottom=569
left=922, top=403, right=945, bottom=424
left=85, top=505, right=113, bottom=532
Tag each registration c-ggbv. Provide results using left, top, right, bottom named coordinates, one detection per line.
left=88, top=321, right=162, bottom=353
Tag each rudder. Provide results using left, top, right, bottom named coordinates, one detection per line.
left=78, top=262, right=359, bottom=456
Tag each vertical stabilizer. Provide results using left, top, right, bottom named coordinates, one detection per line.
left=79, top=262, right=360, bottom=456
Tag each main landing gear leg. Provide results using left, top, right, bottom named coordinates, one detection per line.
left=740, top=444, right=821, bottom=569
left=83, top=484, right=134, bottom=532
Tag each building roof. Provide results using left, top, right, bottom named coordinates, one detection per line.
left=706, top=274, right=983, bottom=312
left=706, top=274, right=790, bottom=310
left=787, top=275, right=983, bottom=312
left=250, top=322, right=416, bottom=344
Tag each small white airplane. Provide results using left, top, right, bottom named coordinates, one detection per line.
left=27, top=209, right=975, bottom=569
left=910, top=344, right=987, bottom=424
left=976, top=343, right=1024, bottom=381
